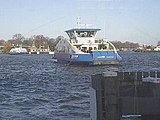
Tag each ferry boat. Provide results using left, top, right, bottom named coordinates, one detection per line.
left=9, top=47, right=28, bottom=55
left=53, top=22, right=122, bottom=65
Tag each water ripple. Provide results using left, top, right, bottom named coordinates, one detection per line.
left=0, top=53, right=159, bottom=119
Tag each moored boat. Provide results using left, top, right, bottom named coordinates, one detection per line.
left=9, top=47, right=28, bottom=55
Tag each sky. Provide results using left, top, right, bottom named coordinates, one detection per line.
left=0, top=0, right=160, bottom=45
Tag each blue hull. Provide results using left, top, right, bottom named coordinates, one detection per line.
left=54, top=51, right=122, bottom=65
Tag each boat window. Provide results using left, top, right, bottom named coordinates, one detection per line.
left=89, top=47, right=92, bottom=52
left=72, top=39, right=78, bottom=43
left=67, top=32, right=71, bottom=38
left=76, top=31, right=96, bottom=38
left=95, top=40, right=98, bottom=43
left=88, top=31, right=96, bottom=37
left=76, top=31, right=87, bottom=37
left=81, top=47, right=87, bottom=52
left=94, top=47, right=97, bottom=50
left=98, top=44, right=108, bottom=50
left=67, top=31, right=76, bottom=39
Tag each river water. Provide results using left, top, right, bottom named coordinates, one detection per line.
left=0, top=52, right=160, bottom=120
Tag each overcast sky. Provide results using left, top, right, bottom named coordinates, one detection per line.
left=0, top=0, right=160, bottom=45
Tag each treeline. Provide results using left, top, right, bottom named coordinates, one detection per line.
left=0, top=34, right=64, bottom=53
left=111, top=40, right=140, bottom=51
left=0, top=34, right=140, bottom=53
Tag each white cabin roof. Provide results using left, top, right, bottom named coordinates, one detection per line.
left=65, top=28, right=101, bottom=32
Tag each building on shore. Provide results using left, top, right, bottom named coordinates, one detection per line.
left=29, top=41, right=51, bottom=54
left=154, top=45, right=160, bottom=51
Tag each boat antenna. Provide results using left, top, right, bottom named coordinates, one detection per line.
left=77, top=16, right=81, bottom=28
left=104, top=21, right=106, bottom=39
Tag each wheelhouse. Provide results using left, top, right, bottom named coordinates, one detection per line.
left=65, top=28, right=114, bottom=53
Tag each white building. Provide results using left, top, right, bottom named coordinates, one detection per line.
left=154, top=45, right=160, bottom=51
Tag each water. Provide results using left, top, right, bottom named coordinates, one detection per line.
left=0, top=52, right=160, bottom=120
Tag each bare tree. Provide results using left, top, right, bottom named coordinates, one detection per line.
left=12, top=34, right=25, bottom=47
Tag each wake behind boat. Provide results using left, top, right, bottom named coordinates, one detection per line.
left=53, top=21, right=122, bottom=65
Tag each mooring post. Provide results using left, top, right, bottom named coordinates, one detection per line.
left=91, top=71, right=120, bottom=120
left=102, top=71, right=120, bottom=120
left=91, top=71, right=160, bottom=120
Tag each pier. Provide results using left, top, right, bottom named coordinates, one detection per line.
left=90, top=71, right=160, bottom=120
